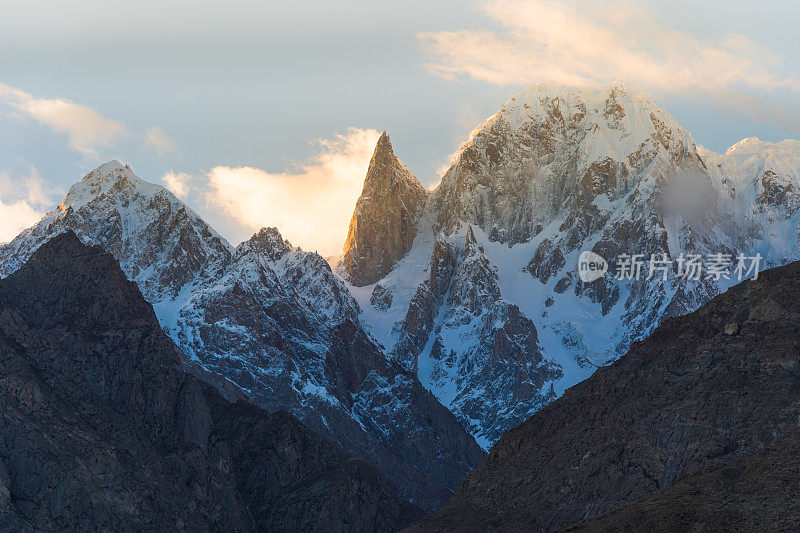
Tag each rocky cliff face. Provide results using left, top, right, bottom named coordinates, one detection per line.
left=0, top=232, right=422, bottom=531
left=343, top=83, right=800, bottom=448
left=566, top=432, right=800, bottom=532
left=0, top=162, right=484, bottom=511
left=343, top=132, right=428, bottom=286
left=409, top=259, right=800, bottom=531
left=391, top=227, right=562, bottom=446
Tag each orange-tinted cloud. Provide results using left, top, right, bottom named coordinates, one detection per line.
left=0, top=166, right=57, bottom=243
left=0, top=83, right=128, bottom=157
left=419, top=0, right=800, bottom=96
left=204, top=127, right=380, bottom=256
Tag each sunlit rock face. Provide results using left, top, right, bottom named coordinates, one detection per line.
left=344, top=82, right=800, bottom=449
left=343, top=132, right=427, bottom=286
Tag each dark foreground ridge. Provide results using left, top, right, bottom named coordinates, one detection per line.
left=0, top=232, right=422, bottom=531
left=410, top=261, right=800, bottom=531
left=565, top=432, right=800, bottom=531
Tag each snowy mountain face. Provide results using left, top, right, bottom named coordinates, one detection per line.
left=3, top=83, right=798, bottom=496
left=0, top=162, right=233, bottom=302
left=0, top=161, right=484, bottom=510
left=703, top=137, right=800, bottom=260
left=342, top=83, right=800, bottom=449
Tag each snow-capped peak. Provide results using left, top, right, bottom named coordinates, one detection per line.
left=725, top=136, right=764, bottom=155
left=723, top=136, right=800, bottom=158
left=460, top=82, right=693, bottom=164
left=236, top=226, right=297, bottom=261
left=709, top=137, right=800, bottom=191
left=1, top=162, right=233, bottom=301
left=86, top=159, right=130, bottom=177
left=60, top=160, right=163, bottom=212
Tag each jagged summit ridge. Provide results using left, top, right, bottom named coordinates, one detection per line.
left=239, top=226, right=297, bottom=261
left=432, top=81, right=700, bottom=244
left=0, top=231, right=423, bottom=531
left=0, top=161, right=233, bottom=301
left=345, top=83, right=800, bottom=449
left=0, top=161, right=484, bottom=510
left=343, top=131, right=427, bottom=286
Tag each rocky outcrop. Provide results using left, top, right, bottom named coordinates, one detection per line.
left=0, top=232, right=422, bottom=531
left=393, top=226, right=563, bottom=447
left=410, top=260, right=800, bottom=531
left=343, top=132, right=427, bottom=286
left=525, top=238, right=565, bottom=283
left=0, top=163, right=484, bottom=511
left=566, top=432, right=800, bottom=532
left=393, top=238, right=457, bottom=370
left=370, top=284, right=393, bottom=311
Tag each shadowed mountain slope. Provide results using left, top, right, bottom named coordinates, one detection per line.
left=564, top=432, right=800, bottom=532
left=0, top=232, right=422, bottom=531
left=409, top=260, right=800, bottom=531
left=0, top=162, right=484, bottom=510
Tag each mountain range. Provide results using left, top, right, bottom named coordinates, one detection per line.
left=0, top=232, right=421, bottom=531
left=1, top=82, right=799, bottom=521
left=410, top=258, right=800, bottom=531
left=0, top=161, right=483, bottom=511
left=340, top=82, right=800, bottom=447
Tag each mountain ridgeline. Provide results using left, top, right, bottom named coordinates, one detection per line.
left=339, top=82, right=800, bottom=448
left=1, top=81, right=799, bottom=530
left=0, top=162, right=484, bottom=511
left=0, top=232, right=421, bottom=531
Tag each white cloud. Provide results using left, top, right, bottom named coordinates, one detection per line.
left=0, top=83, right=128, bottom=157
left=418, top=0, right=800, bottom=98
left=0, top=166, right=56, bottom=243
left=161, top=170, right=192, bottom=199
left=205, top=127, right=380, bottom=256
left=144, top=126, right=177, bottom=155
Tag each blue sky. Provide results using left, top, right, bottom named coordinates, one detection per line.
left=0, top=0, right=798, bottom=252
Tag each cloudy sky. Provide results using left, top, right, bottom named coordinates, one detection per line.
left=1, top=0, right=799, bottom=254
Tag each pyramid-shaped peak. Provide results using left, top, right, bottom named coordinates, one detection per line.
left=238, top=226, right=295, bottom=261
left=343, top=131, right=428, bottom=286
left=365, top=131, right=423, bottom=191
left=59, top=161, right=163, bottom=213
left=97, top=159, right=129, bottom=172
left=83, top=160, right=135, bottom=182
left=372, top=131, right=395, bottom=159
left=77, top=161, right=145, bottom=195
